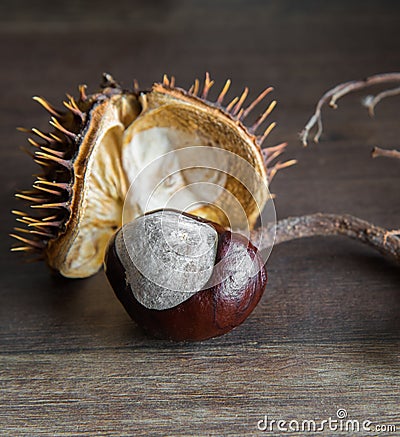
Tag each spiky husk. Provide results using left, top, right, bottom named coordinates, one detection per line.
left=11, top=73, right=295, bottom=276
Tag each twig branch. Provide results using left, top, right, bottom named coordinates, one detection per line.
left=362, top=86, right=400, bottom=117
left=372, top=146, right=400, bottom=160
left=251, top=213, right=400, bottom=264
left=300, top=72, right=400, bottom=146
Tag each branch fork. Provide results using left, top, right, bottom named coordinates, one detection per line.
left=300, top=72, right=400, bottom=159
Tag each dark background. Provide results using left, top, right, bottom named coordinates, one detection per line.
left=1, top=1, right=399, bottom=435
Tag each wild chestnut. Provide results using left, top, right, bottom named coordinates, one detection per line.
left=104, top=209, right=267, bottom=341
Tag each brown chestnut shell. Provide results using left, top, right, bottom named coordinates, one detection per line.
left=105, top=212, right=267, bottom=341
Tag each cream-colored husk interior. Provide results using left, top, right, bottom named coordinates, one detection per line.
left=50, top=92, right=269, bottom=278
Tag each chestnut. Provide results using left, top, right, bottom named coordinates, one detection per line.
left=104, top=209, right=267, bottom=341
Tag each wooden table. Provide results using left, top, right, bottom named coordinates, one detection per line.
left=1, top=1, right=399, bottom=435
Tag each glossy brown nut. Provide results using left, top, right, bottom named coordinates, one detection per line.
left=105, top=210, right=267, bottom=341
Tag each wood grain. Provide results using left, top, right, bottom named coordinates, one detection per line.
left=1, top=1, right=399, bottom=435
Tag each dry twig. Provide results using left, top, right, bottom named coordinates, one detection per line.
left=252, top=214, right=400, bottom=265
left=362, top=85, right=400, bottom=117
left=300, top=72, right=400, bottom=153
left=372, top=146, right=400, bottom=160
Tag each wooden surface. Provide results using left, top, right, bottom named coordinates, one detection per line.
left=1, top=1, right=399, bottom=435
